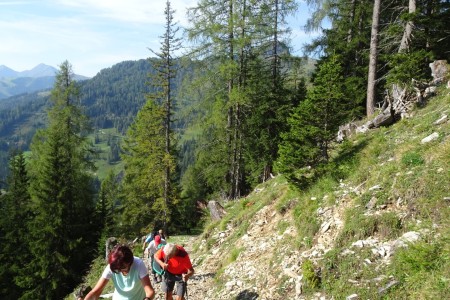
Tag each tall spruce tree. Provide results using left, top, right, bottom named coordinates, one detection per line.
left=120, top=97, right=167, bottom=234
left=20, top=61, right=96, bottom=299
left=305, top=0, right=372, bottom=117
left=121, top=0, right=180, bottom=234
left=0, top=150, right=31, bottom=299
left=277, top=55, right=349, bottom=182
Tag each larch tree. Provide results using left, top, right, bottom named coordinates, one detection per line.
left=185, top=0, right=297, bottom=198
left=186, top=0, right=245, bottom=199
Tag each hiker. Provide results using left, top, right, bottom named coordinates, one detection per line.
left=146, top=234, right=167, bottom=282
left=82, top=244, right=155, bottom=300
left=142, top=230, right=155, bottom=251
left=158, top=228, right=167, bottom=240
left=154, top=243, right=194, bottom=300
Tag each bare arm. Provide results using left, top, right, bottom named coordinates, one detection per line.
left=182, top=267, right=194, bottom=282
left=154, top=253, right=167, bottom=270
left=140, top=275, right=155, bottom=299
left=83, top=277, right=109, bottom=300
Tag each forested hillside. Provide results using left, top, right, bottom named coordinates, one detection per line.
left=0, top=59, right=181, bottom=184
left=0, top=55, right=312, bottom=186
left=0, top=0, right=448, bottom=299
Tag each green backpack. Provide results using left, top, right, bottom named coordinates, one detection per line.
left=152, top=244, right=165, bottom=275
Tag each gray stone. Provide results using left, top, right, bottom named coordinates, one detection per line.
left=378, top=279, right=399, bottom=295
left=337, top=122, right=358, bottom=142
left=356, top=125, right=370, bottom=133
left=421, top=132, right=439, bottom=144
left=429, top=60, right=449, bottom=84
left=366, top=196, right=378, bottom=209
left=321, top=221, right=332, bottom=233
left=369, top=185, right=382, bottom=191
left=424, top=86, right=437, bottom=98
left=433, top=115, right=448, bottom=125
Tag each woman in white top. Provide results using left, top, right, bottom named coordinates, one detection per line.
left=82, top=244, right=155, bottom=300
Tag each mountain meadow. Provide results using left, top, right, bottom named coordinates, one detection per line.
left=0, top=0, right=449, bottom=299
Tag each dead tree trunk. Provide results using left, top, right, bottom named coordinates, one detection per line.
left=366, top=0, right=381, bottom=117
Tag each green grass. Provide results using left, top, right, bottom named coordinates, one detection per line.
left=289, top=86, right=449, bottom=298
left=320, top=247, right=385, bottom=299
left=388, top=236, right=450, bottom=298
left=401, top=150, right=425, bottom=167
left=302, top=259, right=320, bottom=289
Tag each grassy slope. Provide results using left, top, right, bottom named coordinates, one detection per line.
left=68, top=87, right=449, bottom=299
left=192, top=86, right=449, bottom=299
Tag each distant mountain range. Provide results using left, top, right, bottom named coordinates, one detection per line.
left=0, top=63, right=58, bottom=79
left=0, top=64, right=90, bottom=99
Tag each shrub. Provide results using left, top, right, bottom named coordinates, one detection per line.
left=302, top=259, right=320, bottom=289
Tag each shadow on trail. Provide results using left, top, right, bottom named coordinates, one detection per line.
left=191, top=272, right=216, bottom=280
left=236, top=289, right=259, bottom=300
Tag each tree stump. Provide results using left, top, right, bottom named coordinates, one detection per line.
left=207, top=201, right=227, bottom=221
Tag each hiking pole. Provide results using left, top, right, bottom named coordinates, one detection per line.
left=184, top=280, right=188, bottom=300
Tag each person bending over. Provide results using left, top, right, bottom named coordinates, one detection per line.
left=154, top=243, right=194, bottom=300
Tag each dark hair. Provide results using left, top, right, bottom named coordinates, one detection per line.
left=109, top=244, right=134, bottom=273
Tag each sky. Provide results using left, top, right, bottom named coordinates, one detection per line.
left=0, top=0, right=321, bottom=78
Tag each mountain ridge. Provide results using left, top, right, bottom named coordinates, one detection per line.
left=0, top=63, right=90, bottom=100
left=0, top=63, right=58, bottom=79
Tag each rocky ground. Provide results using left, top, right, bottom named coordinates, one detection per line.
left=144, top=184, right=306, bottom=300
left=144, top=177, right=437, bottom=300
